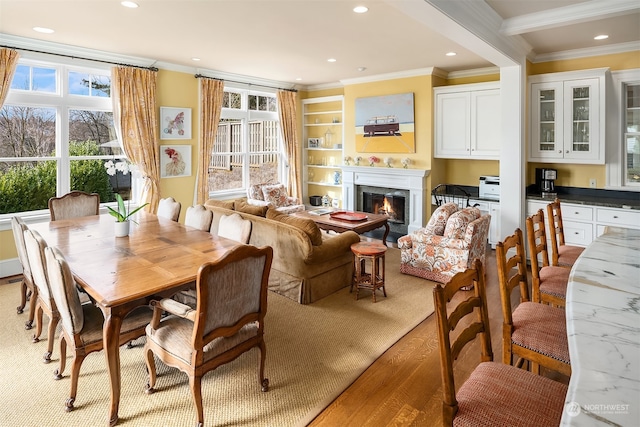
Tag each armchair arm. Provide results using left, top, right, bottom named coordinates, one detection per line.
left=149, top=298, right=197, bottom=328
left=284, top=196, right=302, bottom=206
left=397, top=235, right=413, bottom=249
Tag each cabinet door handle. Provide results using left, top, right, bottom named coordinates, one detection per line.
left=574, top=212, right=579, bottom=214
left=613, top=215, right=619, bottom=218
left=558, top=150, right=563, bottom=153
left=566, top=150, right=570, bottom=153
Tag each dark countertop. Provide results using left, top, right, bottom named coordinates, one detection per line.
left=454, top=184, right=640, bottom=210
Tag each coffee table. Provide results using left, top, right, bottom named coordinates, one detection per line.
left=294, top=209, right=390, bottom=246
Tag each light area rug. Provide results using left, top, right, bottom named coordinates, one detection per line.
left=0, top=247, right=435, bottom=427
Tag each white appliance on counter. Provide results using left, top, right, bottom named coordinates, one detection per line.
left=479, top=175, right=500, bottom=200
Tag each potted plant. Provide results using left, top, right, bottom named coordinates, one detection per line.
left=107, top=193, right=149, bottom=237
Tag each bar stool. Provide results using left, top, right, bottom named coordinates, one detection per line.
left=350, top=242, right=387, bottom=302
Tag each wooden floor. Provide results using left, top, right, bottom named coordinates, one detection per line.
left=310, top=244, right=569, bottom=427
left=2, top=245, right=568, bottom=427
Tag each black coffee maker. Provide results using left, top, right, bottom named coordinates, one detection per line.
left=535, top=168, right=557, bottom=198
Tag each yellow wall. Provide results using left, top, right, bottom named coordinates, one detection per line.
left=157, top=70, right=199, bottom=222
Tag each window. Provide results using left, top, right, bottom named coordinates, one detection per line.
left=0, top=58, right=130, bottom=216
left=208, top=88, right=282, bottom=195
left=607, top=69, right=640, bottom=190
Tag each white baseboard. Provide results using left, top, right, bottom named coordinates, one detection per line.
left=0, top=258, right=22, bottom=279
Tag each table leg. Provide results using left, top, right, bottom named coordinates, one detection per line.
left=102, top=308, right=124, bottom=426
left=382, top=222, right=390, bottom=246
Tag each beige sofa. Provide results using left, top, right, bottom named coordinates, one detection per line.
left=204, top=199, right=361, bottom=304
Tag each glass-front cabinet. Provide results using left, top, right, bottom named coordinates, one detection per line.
left=625, top=83, right=640, bottom=185
left=530, top=68, right=607, bottom=164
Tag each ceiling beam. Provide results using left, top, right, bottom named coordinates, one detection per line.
left=501, top=0, right=640, bottom=36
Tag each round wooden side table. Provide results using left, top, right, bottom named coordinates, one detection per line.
left=350, top=241, right=387, bottom=302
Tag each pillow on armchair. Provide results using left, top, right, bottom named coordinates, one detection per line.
left=423, top=202, right=458, bottom=235
left=262, top=183, right=293, bottom=207
left=443, top=207, right=481, bottom=240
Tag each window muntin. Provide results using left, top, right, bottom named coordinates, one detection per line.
left=208, top=89, right=281, bottom=195
left=0, top=58, right=131, bottom=216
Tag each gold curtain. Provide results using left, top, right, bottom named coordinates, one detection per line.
left=197, top=78, right=224, bottom=204
left=0, top=48, right=20, bottom=108
left=277, top=90, right=301, bottom=199
left=111, top=66, right=160, bottom=213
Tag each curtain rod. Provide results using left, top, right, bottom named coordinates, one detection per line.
left=0, top=45, right=159, bottom=72
left=194, top=73, right=297, bottom=92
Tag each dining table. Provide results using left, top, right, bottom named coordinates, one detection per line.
left=561, top=226, right=640, bottom=426
left=30, top=212, right=239, bottom=426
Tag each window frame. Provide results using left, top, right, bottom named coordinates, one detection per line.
left=0, top=55, right=137, bottom=227
left=209, top=85, right=284, bottom=198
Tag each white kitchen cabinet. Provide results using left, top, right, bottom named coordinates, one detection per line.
left=529, top=68, right=607, bottom=164
left=434, top=82, right=500, bottom=160
left=595, top=207, right=640, bottom=237
left=470, top=199, right=500, bottom=248
left=302, top=95, right=344, bottom=207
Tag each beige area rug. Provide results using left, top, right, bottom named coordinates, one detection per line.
left=0, top=248, right=435, bottom=427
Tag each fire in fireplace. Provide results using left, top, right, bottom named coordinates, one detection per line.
left=363, top=191, right=405, bottom=224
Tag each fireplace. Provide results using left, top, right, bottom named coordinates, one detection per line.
left=359, top=187, right=409, bottom=235
left=341, top=166, right=430, bottom=235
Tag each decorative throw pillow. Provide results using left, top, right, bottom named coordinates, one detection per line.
left=261, top=184, right=289, bottom=208
left=266, top=208, right=323, bottom=246
left=443, top=207, right=481, bottom=240
left=205, top=199, right=235, bottom=210
left=234, top=200, right=268, bottom=217
left=424, top=202, right=458, bottom=236
left=219, top=213, right=252, bottom=244
left=247, top=184, right=265, bottom=201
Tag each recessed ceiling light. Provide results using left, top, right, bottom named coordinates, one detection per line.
left=594, top=34, right=609, bottom=40
left=296, top=77, right=302, bottom=81
left=353, top=6, right=368, bottom=13
left=327, top=58, right=337, bottom=63
left=357, top=67, right=367, bottom=72
left=446, top=52, right=457, bottom=56
left=33, top=27, right=54, bottom=34
left=121, top=1, right=139, bottom=8
left=191, top=57, right=201, bottom=61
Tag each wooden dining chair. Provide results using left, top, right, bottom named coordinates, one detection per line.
left=496, top=228, right=571, bottom=377
left=546, top=198, right=585, bottom=267
left=144, top=244, right=273, bottom=427
left=11, top=217, right=37, bottom=328
left=48, top=191, right=100, bottom=221
left=184, top=204, right=214, bottom=231
left=525, top=209, right=571, bottom=307
left=44, top=246, right=152, bottom=412
left=157, top=197, right=181, bottom=221
left=433, top=259, right=568, bottom=427
left=23, top=228, right=60, bottom=363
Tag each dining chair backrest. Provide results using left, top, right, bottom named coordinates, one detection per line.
left=495, top=228, right=531, bottom=326
left=11, top=217, right=33, bottom=286
left=45, top=246, right=85, bottom=335
left=48, top=191, right=100, bottom=221
left=158, top=197, right=181, bottom=221
left=184, top=204, right=213, bottom=231
left=23, top=229, right=52, bottom=302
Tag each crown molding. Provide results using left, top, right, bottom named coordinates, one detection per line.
left=532, top=40, right=640, bottom=63
left=446, top=66, right=500, bottom=79
left=339, top=67, right=437, bottom=86
left=501, top=0, right=640, bottom=35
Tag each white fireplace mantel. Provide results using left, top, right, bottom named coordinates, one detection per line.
left=341, top=166, right=430, bottom=234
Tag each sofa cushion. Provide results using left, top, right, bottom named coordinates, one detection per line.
left=219, top=213, right=252, bottom=244
left=266, top=208, right=323, bottom=246
left=424, top=202, right=458, bottom=236
left=235, top=200, right=268, bottom=217
left=444, top=207, right=481, bottom=240
left=247, top=184, right=265, bottom=201
left=205, top=199, right=235, bottom=210
left=262, top=183, right=290, bottom=207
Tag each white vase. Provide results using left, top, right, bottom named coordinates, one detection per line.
left=114, top=220, right=130, bottom=237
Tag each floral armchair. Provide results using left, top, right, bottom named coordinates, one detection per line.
left=398, top=202, right=491, bottom=283
left=246, top=183, right=305, bottom=214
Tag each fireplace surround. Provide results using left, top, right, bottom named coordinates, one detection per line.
left=341, top=166, right=430, bottom=234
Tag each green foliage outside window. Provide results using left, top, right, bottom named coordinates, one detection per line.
left=0, top=140, right=115, bottom=214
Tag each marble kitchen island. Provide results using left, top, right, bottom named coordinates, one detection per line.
left=561, top=227, right=640, bottom=426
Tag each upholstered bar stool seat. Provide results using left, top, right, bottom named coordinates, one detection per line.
left=351, top=242, right=387, bottom=302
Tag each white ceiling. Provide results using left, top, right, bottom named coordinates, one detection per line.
left=0, top=0, right=638, bottom=88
